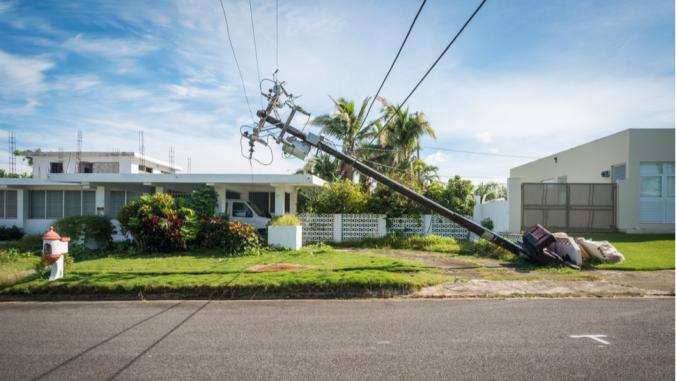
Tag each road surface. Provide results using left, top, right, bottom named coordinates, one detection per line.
left=0, top=299, right=673, bottom=380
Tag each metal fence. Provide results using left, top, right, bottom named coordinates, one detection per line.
left=521, top=183, right=616, bottom=232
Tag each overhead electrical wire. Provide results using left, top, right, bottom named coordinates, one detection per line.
left=345, top=144, right=536, bottom=159
left=218, top=0, right=255, bottom=123
left=247, top=0, right=264, bottom=109
left=276, top=0, right=279, bottom=71
left=365, top=0, right=488, bottom=147
left=361, top=0, right=427, bottom=126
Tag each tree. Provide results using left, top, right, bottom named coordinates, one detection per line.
left=426, top=176, right=476, bottom=216
left=379, top=102, right=435, bottom=174
left=0, top=169, right=30, bottom=178
left=312, top=97, right=375, bottom=181
left=296, top=153, right=340, bottom=182
left=305, top=180, right=367, bottom=214
left=474, top=182, right=507, bottom=203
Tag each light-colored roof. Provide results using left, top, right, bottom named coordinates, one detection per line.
left=24, top=151, right=181, bottom=171
left=0, top=173, right=326, bottom=187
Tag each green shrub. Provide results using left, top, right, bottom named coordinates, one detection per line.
left=196, top=214, right=230, bottom=249
left=307, top=180, right=367, bottom=213
left=117, top=193, right=197, bottom=252
left=0, top=248, right=34, bottom=263
left=270, top=214, right=301, bottom=226
left=54, top=215, right=114, bottom=250
left=0, top=225, right=24, bottom=241
left=480, top=217, right=494, bottom=231
left=34, top=252, right=74, bottom=278
left=183, top=185, right=219, bottom=218
left=223, top=220, right=260, bottom=255
left=7, top=234, right=42, bottom=252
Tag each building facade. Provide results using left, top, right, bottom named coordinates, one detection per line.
left=507, top=129, right=674, bottom=233
left=1, top=152, right=324, bottom=235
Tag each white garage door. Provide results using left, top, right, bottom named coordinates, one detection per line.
left=639, top=162, right=675, bottom=224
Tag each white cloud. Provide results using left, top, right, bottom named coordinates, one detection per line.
left=425, top=151, right=448, bottom=165
left=475, top=131, right=493, bottom=144
left=0, top=50, right=53, bottom=95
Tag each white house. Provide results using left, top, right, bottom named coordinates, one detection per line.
left=0, top=151, right=324, bottom=235
left=505, top=129, right=674, bottom=233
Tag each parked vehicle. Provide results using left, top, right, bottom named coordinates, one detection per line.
left=225, top=200, right=270, bottom=230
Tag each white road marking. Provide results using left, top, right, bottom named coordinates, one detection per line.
left=569, top=334, right=610, bottom=345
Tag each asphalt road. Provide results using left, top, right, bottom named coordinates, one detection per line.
left=0, top=299, right=673, bottom=381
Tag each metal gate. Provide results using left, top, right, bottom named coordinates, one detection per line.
left=521, top=183, right=616, bottom=232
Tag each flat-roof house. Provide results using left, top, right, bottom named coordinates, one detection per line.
left=0, top=151, right=324, bottom=235
left=506, top=129, right=674, bottom=233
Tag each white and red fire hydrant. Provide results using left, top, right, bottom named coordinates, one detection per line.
left=42, top=226, right=70, bottom=281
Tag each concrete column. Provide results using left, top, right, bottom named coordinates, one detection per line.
left=506, top=177, right=521, bottom=233
left=154, top=186, right=164, bottom=194
left=333, top=214, right=342, bottom=242
left=16, top=189, right=25, bottom=229
left=273, top=186, right=286, bottom=216
left=377, top=215, right=387, bottom=237
left=95, top=186, right=106, bottom=216
left=289, top=188, right=298, bottom=215
left=215, top=185, right=226, bottom=214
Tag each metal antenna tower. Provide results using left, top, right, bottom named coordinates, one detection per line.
left=8, top=131, right=16, bottom=174
left=138, top=130, right=145, bottom=170
left=76, top=130, right=83, bottom=173
left=169, top=146, right=175, bottom=169
left=187, top=157, right=192, bottom=174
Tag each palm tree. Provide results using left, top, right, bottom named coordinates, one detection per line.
left=379, top=102, right=436, bottom=176
left=312, top=97, right=375, bottom=181
left=296, top=153, right=340, bottom=182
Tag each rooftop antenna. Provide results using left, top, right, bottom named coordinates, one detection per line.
left=8, top=130, right=16, bottom=175
left=187, top=156, right=192, bottom=174
left=76, top=130, right=82, bottom=173
left=169, top=146, right=175, bottom=169
left=138, top=130, right=145, bottom=170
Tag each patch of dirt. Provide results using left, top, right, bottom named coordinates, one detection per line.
left=597, top=270, right=675, bottom=294
left=249, top=263, right=312, bottom=272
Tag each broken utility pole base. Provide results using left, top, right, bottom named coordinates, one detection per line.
left=241, top=75, right=580, bottom=270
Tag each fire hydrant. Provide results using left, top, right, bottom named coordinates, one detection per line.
left=42, top=226, right=70, bottom=281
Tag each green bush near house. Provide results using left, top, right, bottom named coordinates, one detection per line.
left=270, top=214, right=301, bottom=226
left=117, top=193, right=197, bottom=252
left=0, top=225, right=24, bottom=241
left=54, top=215, right=114, bottom=250
left=480, top=218, right=494, bottom=231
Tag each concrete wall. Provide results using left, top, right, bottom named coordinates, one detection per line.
left=473, top=198, right=509, bottom=233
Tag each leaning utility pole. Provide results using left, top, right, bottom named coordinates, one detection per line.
left=243, top=76, right=578, bottom=269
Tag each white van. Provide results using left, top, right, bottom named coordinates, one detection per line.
left=225, top=199, right=270, bottom=231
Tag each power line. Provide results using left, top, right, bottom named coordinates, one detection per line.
left=343, top=144, right=536, bottom=159
left=248, top=0, right=263, bottom=109
left=275, top=0, right=279, bottom=71
left=218, top=0, right=255, bottom=123
left=367, top=0, right=488, bottom=146
left=361, top=0, right=427, bottom=126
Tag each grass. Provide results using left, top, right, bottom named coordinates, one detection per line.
left=0, top=245, right=448, bottom=298
left=0, top=249, right=41, bottom=286
left=581, top=233, right=674, bottom=271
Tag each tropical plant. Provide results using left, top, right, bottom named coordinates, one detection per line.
left=0, top=225, right=24, bottom=241
left=474, top=182, right=507, bottom=203
left=54, top=216, right=114, bottom=249
left=183, top=185, right=219, bottom=218
left=196, top=214, right=231, bottom=249
left=480, top=217, right=494, bottom=231
left=425, top=176, right=476, bottom=215
left=312, top=97, right=375, bottom=180
left=296, top=153, right=340, bottom=182
left=306, top=180, right=368, bottom=214
left=378, top=102, right=435, bottom=175
left=223, top=220, right=261, bottom=255
left=270, top=214, right=301, bottom=226
left=117, top=193, right=197, bottom=252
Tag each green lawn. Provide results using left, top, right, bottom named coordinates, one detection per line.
left=0, top=249, right=40, bottom=286
left=1, top=245, right=448, bottom=297
left=582, top=233, right=674, bottom=271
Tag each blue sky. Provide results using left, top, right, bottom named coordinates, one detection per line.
left=0, top=0, right=673, bottom=182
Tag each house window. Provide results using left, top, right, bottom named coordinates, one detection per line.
left=29, top=190, right=96, bottom=219
left=108, top=191, right=127, bottom=218
left=79, top=162, right=94, bottom=173
left=5, top=190, right=17, bottom=219
left=640, top=162, right=675, bottom=224
left=285, top=193, right=290, bottom=213
left=249, top=192, right=274, bottom=216
left=50, top=162, right=64, bottom=174
left=640, top=163, right=662, bottom=197
left=226, top=191, right=240, bottom=200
